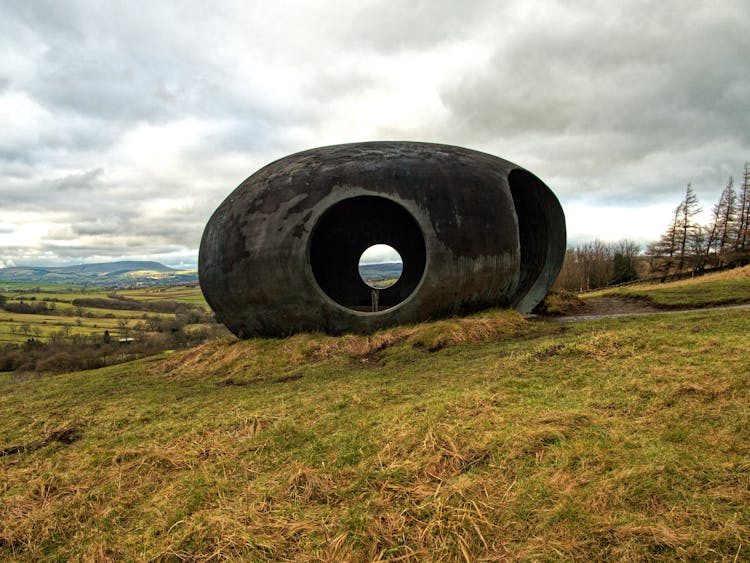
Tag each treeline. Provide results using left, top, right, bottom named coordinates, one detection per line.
left=555, top=162, right=750, bottom=292
left=0, top=294, right=64, bottom=314
left=648, top=164, right=750, bottom=278
left=1, top=300, right=54, bottom=315
left=553, top=239, right=641, bottom=292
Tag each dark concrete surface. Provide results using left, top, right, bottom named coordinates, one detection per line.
left=199, top=141, right=566, bottom=337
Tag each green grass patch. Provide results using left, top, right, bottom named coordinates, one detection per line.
left=120, top=286, right=207, bottom=307
left=1, top=308, right=748, bottom=560
left=0, top=282, right=85, bottom=291
left=588, top=264, right=750, bottom=308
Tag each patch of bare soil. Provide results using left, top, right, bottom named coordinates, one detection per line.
left=578, top=296, right=660, bottom=316
left=531, top=296, right=661, bottom=322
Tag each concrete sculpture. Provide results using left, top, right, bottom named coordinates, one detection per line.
left=199, top=142, right=565, bottom=337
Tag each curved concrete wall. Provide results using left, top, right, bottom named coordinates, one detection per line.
left=199, top=141, right=566, bottom=337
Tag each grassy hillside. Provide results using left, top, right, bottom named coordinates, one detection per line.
left=1, top=305, right=748, bottom=560
left=587, top=264, right=750, bottom=308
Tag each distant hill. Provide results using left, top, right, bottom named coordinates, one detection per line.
left=358, top=261, right=403, bottom=288
left=0, top=261, right=198, bottom=287
left=49, top=261, right=177, bottom=275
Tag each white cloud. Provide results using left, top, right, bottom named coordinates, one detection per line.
left=359, top=244, right=402, bottom=265
left=564, top=202, right=676, bottom=247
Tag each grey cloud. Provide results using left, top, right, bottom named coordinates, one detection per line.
left=43, top=168, right=103, bottom=191
left=71, top=215, right=129, bottom=236
left=1, top=0, right=749, bottom=265
left=56, top=202, right=207, bottom=249
left=335, top=0, right=499, bottom=52
left=436, top=1, right=750, bottom=206
left=0, top=1, right=298, bottom=192
left=124, top=222, right=204, bottom=248
left=7, top=2, right=309, bottom=126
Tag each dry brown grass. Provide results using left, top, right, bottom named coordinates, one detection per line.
left=1, top=306, right=749, bottom=560
left=153, top=309, right=531, bottom=382
left=534, top=289, right=587, bottom=315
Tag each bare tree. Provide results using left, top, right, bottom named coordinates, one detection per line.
left=702, top=177, right=738, bottom=270
left=145, top=315, right=162, bottom=332
left=735, top=162, right=750, bottom=260
left=116, top=318, right=131, bottom=340
left=648, top=203, right=682, bottom=279
left=688, top=225, right=708, bottom=272
left=649, top=165, right=750, bottom=274
left=553, top=248, right=581, bottom=291
left=676, top=183, right=703, bottom=272
left=554, top=239, right=640, bottom=291
left=716, top=177, right=737, bottom=263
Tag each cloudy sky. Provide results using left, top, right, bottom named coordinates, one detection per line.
left=2, top=0, right=749, bottom=268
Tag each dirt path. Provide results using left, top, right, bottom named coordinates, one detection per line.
left=579, top=296, right=660, bottom=316
left=537, top=297, right=750, bottom=323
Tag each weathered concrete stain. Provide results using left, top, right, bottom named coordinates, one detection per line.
left=199, top=141, right=566, bottom=337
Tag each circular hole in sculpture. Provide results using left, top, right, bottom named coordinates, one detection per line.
left=309, top=196, right=426, bottom=313
left=358, top=245, right=403, bottom=290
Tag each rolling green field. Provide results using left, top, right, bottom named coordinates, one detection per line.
left=0, top=282, right=84, bottom=291
left=0, top=285, right=207, bottom=344
left=123, top=287, right=209, bottom=305
left=1, top=275, right=748, bottom=560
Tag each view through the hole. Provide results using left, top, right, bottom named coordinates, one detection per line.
left=358, top=244, right=403, bottom=289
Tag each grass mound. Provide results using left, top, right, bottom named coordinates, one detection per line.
left=534, top=289, right=586, bottom=315
left=1, top=306, right=749, bottom=560
left=154, top=309, right=532, bottom=384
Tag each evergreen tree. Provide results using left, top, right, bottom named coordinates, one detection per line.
left=612, top=252, right=638, bottom=284
left=611, top=239, right=640, bottom=284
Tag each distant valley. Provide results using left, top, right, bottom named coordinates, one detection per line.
left=0, top=261, right=198, bottom=287
left=358, top=261, right=403, bottom=288
left=0, top=260, right=404, bottom=289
